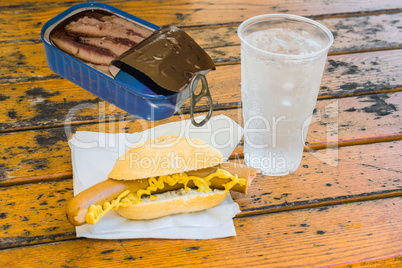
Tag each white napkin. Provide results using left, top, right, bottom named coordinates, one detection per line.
left=68, top=115, right=244, bottom=239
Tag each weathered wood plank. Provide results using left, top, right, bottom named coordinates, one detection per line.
left=0, top=180, right=75, bottom=248
left=0, top=140, right=401, bottom=249
left=2, top=14, right=402, bottom=82
left=1, top=49, right=401, bottom=131
left=0, top=196, right=400, bottom=267
left=3, top=8, right=402, bottom=59
left=307, top=92, right=402, bottom=149
left=1, top=0, right=402, bottom=43
left=189, top=12, right=402, bottom=62
left=328, top=255, right=402, bottom=268
left=0, top=80, right=106, bottom=131
left=1, top=90, right=401, bottom=184
left=1, top=1, right=400, bottom=266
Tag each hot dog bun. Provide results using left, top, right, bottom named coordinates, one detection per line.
left=108, top=135, right=223, bottom=180
left=66, top=135, right=258, bottom=225
left=66, top=162, right=256, bottom=226
left=116, top=189, right=227, bottom=220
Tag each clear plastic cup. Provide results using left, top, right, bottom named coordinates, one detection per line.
left=238, top=14, right=333, bottom=176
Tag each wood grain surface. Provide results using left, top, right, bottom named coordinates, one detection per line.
left=2, top=22, right=402, bottom=83
left=1, top=197, right=400, bottom=267
left=1, top=0, right=402, bottom=43
left=1, top=0, right=401, bottom=267
left=187, top=13, right=402, bottom=62
left=1, top=90, right=401, bottom=184
left=1, top=50, right=401, bottom=131
left=328, top=255, right=402, bottom=268
left=1, top=140, right=401, bottom=249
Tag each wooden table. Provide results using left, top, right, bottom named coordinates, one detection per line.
left=1, top=0, right=401, bottom=267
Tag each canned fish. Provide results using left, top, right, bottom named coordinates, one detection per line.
left=41, top=2, right=214, bottom=122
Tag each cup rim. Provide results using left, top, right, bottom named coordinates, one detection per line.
left=237, top=14, right=334, bottom=60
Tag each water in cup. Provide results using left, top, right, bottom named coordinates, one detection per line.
left=238, top=15, right=333, bottom=176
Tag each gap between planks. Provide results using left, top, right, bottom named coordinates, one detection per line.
left=178, top=9, right=402, bottom=30
left=2, top=9, right=402, bottom=44
left=1, top=140, right=401, bottom=249
left=0, top=196, right=400, bottom=266
left=1, top=82, right=401, bottom=134
left=1, top=133, right=401, bottom=187
left=2, top=88, right=402, bottom=186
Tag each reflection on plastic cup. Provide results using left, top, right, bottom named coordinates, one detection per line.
left=238, top=14, right=334, bottom=176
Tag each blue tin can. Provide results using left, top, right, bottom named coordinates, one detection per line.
left=41, top=2, right=193, bottom=121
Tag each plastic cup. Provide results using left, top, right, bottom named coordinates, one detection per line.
left=238, top=14, right=333, bottom=176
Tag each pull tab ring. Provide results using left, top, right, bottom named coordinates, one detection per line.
left=189, top=73, right=213, bottom=127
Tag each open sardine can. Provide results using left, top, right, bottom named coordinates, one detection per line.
left=41, top=2, right=214, bottom=126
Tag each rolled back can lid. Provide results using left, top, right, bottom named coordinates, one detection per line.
left=110, top=25, right=216, bottom=93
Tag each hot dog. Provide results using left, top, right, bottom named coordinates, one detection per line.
left=66, top=135, right=258, bottom=226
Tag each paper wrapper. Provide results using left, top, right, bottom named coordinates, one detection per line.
left=68, top=115, right=244, bottom=239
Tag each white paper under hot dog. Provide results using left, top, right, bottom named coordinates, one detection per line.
left=68, top=115, right=244, bottom=239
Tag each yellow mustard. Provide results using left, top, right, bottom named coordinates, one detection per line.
left=86, top=168, right=246, bottom=224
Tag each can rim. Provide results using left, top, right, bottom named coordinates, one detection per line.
left=40, top=2, right=180, bottom=101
